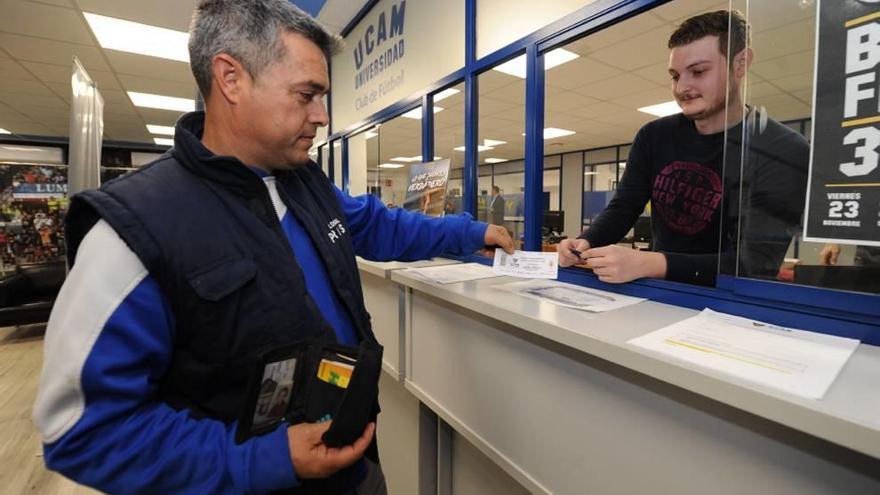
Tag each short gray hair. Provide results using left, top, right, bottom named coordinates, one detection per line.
left=189, top=0, right=342, bottom=98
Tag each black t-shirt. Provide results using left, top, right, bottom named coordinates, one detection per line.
left=581, top=112, right=809, bottom=286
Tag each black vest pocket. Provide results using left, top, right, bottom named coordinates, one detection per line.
left=187, top=257, right=257, bottom=301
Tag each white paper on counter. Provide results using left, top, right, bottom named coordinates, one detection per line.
left=627, top=309, right=859, bottom=400
left=492, top=249, right=559, bottom=279
left=403, top=262, right=501, bottom=284
left=493, top=279, right=645, bottom=312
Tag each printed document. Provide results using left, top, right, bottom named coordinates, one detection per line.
left=493, top=250, right=559, bottom=279
left=628, top=309, right=859, bottom=400
left=493, top=279, right=645, bottom=312
left=403, top=263, right=501, bottom=284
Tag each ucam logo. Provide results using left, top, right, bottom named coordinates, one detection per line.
left=352, top=0, right=406, bottom=90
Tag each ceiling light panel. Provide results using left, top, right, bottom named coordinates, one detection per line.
left=129, top=92, right=195, bottom=112
left=637, top=101, right=681, bottom=117
left=84, top=13, right=190, bottom=63
left=492, top=48, right=580, bottom=78
left=146, top=124, right=175, bottom=136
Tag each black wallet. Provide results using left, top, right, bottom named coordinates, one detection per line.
left=235, top=339, right=382, bottom=445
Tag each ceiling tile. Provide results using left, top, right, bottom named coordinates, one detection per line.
left=546, top=57, right=623, bottom=90
left=650, top=0, right=726, bottom=22
left=633, top=61, right=673, bottom=87
left=0, top=57, right=38, bottom=81
left=74, top=0, right=199, bottom=31
left=752, top=19, right=815, bottom=62
left=0, top=93, right=68, bottom=110
left=20, top=60, right=120, bottom=89
left=133, top=107, right=188, bottom=126
left=116, top=74, right=197, bottom=99
left=0, top=32, right=110, bottom=71
left=574, top=12, right=666, bottom=52
left=574, top=73, right=658, bottom=101
left=750, top=50, right=814, bottom=81
left=588, top=26, right=672, bottom=71
left=0, top=78, right=54, bottom=98
left=104, top=50, right=195, bottom=84
left=0, top=0, right=94, bottom=45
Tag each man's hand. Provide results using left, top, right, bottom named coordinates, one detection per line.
left=288, top=421, right=375, bottom=479
left=820, top=244, right=840, bottom=265
left=585, top=245, right=667, bottom=283
left=557, top=238, right=590, bottom=267
left=483, top=224, right=514, bottom=255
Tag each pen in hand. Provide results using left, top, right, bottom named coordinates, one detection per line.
left=569, top=247, right=583, bottom=259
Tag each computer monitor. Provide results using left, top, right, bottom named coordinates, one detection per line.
left=633, top=216, right=651, bottom=248
left=543, top=210, right=564, bottom=235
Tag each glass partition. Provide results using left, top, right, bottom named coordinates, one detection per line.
left=434, top=83, right=465, bottom=214
left=347, top=127, right=377, bottom=196
left=479, top=63, right=526, bottom=246
left=332, top=140, right=342, bottom=189
left=375, top=109, right=424, bottom=209
left=545, top=0, right=729, bottom=285
left=726, top=0, right=879, bottom=294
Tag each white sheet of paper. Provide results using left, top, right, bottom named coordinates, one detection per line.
left=492, top=250, right=559, bottom=279
left=628, top=309, right=859, bottom=400
left=493, top=279, right=645, bottom=312
left=404, top=263, right=501, bottom=284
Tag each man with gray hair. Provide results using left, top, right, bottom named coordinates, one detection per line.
left=33, top=1, right=513, bottom=494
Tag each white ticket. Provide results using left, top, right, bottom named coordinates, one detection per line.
left=492, top=249, right=559, bottom=279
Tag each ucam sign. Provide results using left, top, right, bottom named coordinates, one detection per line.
left=331, top=0, right=464, bottom=130
left=353, top=1, right=406, bottom=89
left=352, top=1, right=407, bottom=112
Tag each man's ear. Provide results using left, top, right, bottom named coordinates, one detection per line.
left=211, top=53, right=247, bottom=104
left=733, top=47, right=753, bottom=79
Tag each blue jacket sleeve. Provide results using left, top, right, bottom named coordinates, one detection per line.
left=32, top=220, right=298, bottom=494
left=336, top=187, right=488, bottom=261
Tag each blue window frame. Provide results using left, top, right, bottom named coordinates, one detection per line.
left=323, top=0, right=880, bottom=345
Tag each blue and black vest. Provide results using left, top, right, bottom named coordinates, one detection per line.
left=65, top=112, right=376, bottom=430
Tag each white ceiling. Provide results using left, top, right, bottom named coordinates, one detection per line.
left=0, top=0, right=367, bottom=144
left=0, top=0, right=817, bottom=164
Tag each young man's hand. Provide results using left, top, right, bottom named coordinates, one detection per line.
left=287, top=421, right=375, bottom=479
left=819, top=244, right=840, bottom=265
left=585, top=245, right=667, bottom=283
left=557, top=238, right=590, bottom=267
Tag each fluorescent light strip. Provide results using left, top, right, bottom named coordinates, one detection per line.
left=637, top=100, right=681, bottom=117
left=378, top=163, right=405, bottom=169
left=391, top=156, right=421, bottom=162
left=84, top=13, right=189, bottom=63
left=402, top=106, right=444, bottom=119
left=484, top=158, right=506, bottom=164
left=522, top=128, right=576, bottom=140
left=482, top=138, right=506, bottom=147
left=492, top=48, right=580, bottom=79
left=453, top=145, right=494, bottom=152
left=154, top=137, right=174, bottom=146
left=433, top=88, right=460, bottom=102
left=0, top=128, right=11, bottom=134
left=129, top=92, right=195, bottom=112
left=146, top=124, right=175, bottom=136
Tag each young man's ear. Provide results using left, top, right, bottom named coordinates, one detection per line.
left=210, top=53, right=249, bottom=105
left=733, top=47, right=753, bottom=79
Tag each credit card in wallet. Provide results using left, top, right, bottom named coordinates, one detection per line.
left=317, top=358, right=354, bottom=388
